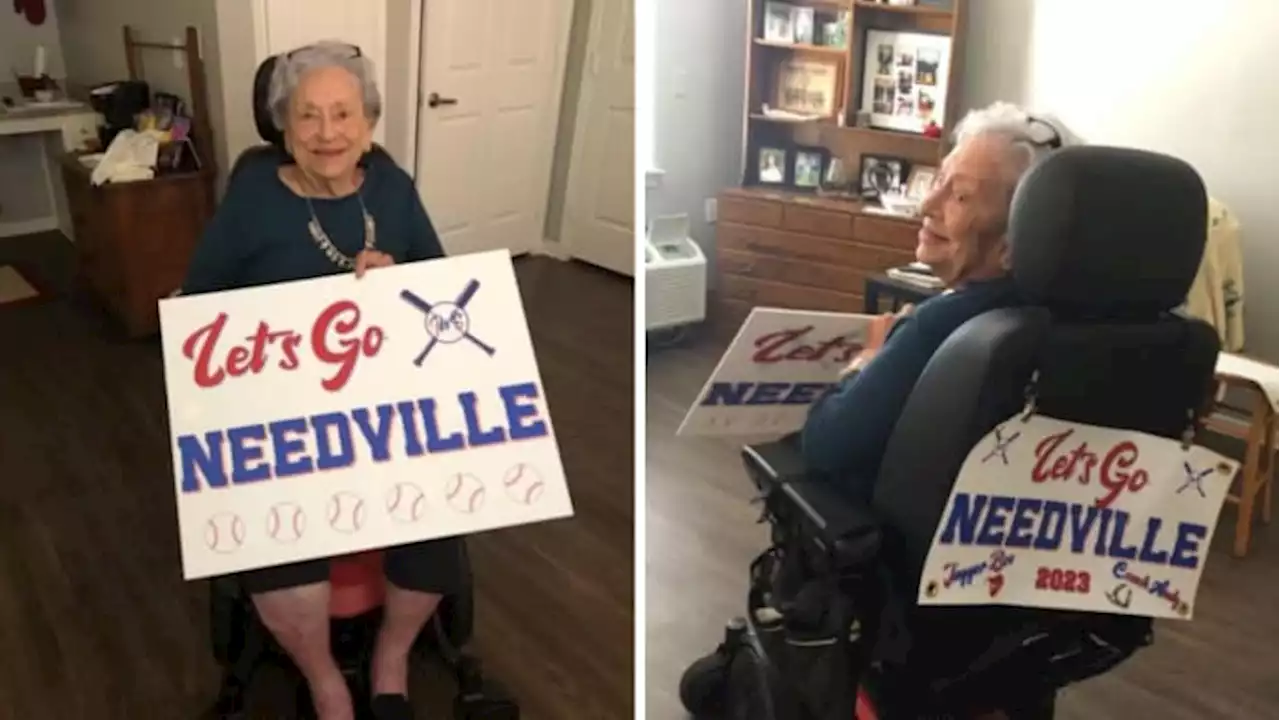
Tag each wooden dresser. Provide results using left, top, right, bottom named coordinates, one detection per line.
left=714, top=187, right=920, bottom=327
left=61, top=154, right=215, bottom=337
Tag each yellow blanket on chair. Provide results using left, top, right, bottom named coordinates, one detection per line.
left=1183, top=198, right=1245, bottom=352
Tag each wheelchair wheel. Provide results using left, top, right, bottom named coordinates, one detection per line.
left=679, top=648, right=732, bottom=717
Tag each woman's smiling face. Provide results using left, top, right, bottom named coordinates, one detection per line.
left=285, top=65, right=372, bottom=181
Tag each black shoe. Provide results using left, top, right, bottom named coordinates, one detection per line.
left=371, top=694, right=413, bottom=720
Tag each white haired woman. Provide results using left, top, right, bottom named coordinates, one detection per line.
left=181, top=41, right=451, bottom=720
left=801, top=100, right=1075, bottom=717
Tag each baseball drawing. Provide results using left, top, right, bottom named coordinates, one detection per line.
left=265, top=501, right=307, bottom=543
left=327, top=491, right=366, bottom=534
left=445, top=473, right=486, bottom=514
left=386, top=482, right=427, bottom=524
left=503, top=463, right=545, bottom=506
left=204, top=512, right=246, bottom=554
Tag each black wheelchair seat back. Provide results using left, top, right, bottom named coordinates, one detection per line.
left=871, top=147, right=1214, bottom=696
left=685, top=146, right=1218, bottom=720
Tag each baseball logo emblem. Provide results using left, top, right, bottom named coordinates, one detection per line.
left=204, top=512, right=246, bottom=554
left=385, top=482, right=427, bottom=524
left=265, top=502, right=306, bottom=543
left=503, top=463, right=545, bottom=505
left=327, top=491, right=366, bottom=534
left=425, top=302, right=469, bottom=344
left=444, top=473, right=486, bottom=514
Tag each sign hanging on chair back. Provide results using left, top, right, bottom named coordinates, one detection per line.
left=159, top=250, right=572, bottom=580
left=917, top=412, right=1239, bottom=620
left=678, top=308, right=875, bottom=437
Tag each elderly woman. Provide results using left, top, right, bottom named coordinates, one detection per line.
left=801, top=101, right=1073, bottom=718
left=802, top=102, right=1072, bottom=487
left=181, top=41, right=452, bottom=720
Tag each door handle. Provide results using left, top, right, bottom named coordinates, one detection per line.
left=426, top=92, right=458, bottom=109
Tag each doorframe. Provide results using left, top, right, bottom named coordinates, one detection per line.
left=556, top=0, right=630, bottom=265
left=413, top=0, right=576, bottom=257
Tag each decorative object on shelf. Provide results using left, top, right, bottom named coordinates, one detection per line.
left=793, top=6, right=815, bottom=44
left=923, top=120, right=943, bottom=138
left=888, top=0, right=916, bottom=6
left=859, top=29, right=952, bottom=134
left=791, top=145, right=829, bottom=192
left=821, top=12, right=849, bottom=48
left=757, top=146, right=789, bottom=185
left=773, top=59, right=840, bottom=118
left=859, top=153, right=909, bottom=199
left=853, top=110, right=872, bottom=128
left=905, top=165, right=937, bottom=201
left=763, top=2, right=796, bottom=43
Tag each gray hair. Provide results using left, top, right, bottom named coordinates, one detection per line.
left=951, top=101, right=1080, bottom=178
left=268, top=40, right=383, bottom=131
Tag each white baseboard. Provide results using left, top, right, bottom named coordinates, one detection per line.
left=535, top=237, right=571, bottom=260
left=0, top=216, right=60, bottom=239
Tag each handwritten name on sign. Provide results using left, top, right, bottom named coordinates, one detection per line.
left=678, top=308, right=874, bottom=437
left=159, top=250, right=572, bottom=581
left=918, top=413, right=1237, bottom=620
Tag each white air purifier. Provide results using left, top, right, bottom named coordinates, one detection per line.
left=645, top=214, right=707, bottom=332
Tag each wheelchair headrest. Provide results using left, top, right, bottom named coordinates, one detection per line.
left=1008, top=146, right=1208, bottom=317
left=253, top=54, right=284, bottom=148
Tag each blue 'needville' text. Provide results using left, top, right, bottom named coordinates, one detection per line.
left=176, top=381, right=549, bottom=493
left=939, top=491, right=1209, bottom=571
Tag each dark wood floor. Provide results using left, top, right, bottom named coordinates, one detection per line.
left=0, top=233, right=634, bottom=719
left=646, top=336, right=1279, bottom=720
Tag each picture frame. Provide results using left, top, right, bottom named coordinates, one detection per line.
left=791, top=145, right=829, bottom=193
left=762, top=2, right=795, bottom=44
left=756, top=145, right=790, bottom=186
left=905, top=165, right=937, bottom=201
left=859, top=153, right=910, bottom=199
left=773, top=58, right=840, bottom=118
left=859, top=29, right=952, bottom=134
left=792, top=6, right=815, bottom=44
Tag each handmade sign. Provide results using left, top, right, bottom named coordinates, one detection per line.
left=917, top=413, right=1238, bottom=620
left=678, top=308, right=874, bottom=436
left=159, top=250, right=571, bottom=580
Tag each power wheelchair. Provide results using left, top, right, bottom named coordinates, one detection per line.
left=205, top=52, right=518, bottom=720
left=680, top=146, right=1220, bottom=719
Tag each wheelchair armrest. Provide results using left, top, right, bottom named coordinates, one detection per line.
left=742, top=440, right=881, bottom=567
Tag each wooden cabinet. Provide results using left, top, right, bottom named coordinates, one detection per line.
left=61, top=154, right=215, bottom=337
left=714, top=187, right=918, bottom=326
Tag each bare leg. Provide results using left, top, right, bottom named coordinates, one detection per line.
left=252, top=582, right=353, bottom=720
left=370, top=584, right=442, bottom=696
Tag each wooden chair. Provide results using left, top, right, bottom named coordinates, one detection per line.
left=1205, top=354, right=1278, bottom=557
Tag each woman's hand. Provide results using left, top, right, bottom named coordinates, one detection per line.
left=837, top=304, right=915, bottom=379
left=354, top=249, right=395, bottom=278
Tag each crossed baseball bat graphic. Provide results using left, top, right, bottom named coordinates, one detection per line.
left=399, top=279, right=497, bottom=367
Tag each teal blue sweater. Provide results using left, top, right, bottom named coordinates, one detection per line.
left=801, top=276, right=1022, bottom=493
left=182, top=153, right=444, bottom=295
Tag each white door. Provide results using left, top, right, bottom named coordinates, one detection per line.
left=416, top=0, right=573, bottom=257
left=251, top=0, right=389, bottom=147
left=559, top=0, right=635, bottom=277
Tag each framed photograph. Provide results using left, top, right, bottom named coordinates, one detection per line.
left=757, top=146, right=789, bottom=185
left=792, top=7, right=815, bottom=44
left=763, top=2, right=795, bottom=43
left=859, top=29, right=952, bottom=134
left=791, top=145, right=828, bottom=192
left=859, top=153, right=909, bottom=198
left=773, top=58, right=840, bottom=118
left=905, top=165, right=937, bottom=201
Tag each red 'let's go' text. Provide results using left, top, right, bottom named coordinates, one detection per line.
left=181, top=300, right=383, bottom=393
left=1031, top=429, right=1149, bottom=509
left=752, top=326, right=863, bottom=364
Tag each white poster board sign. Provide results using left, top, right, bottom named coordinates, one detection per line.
left=159, top=250, right=572, bottom=580
left=918, top=413, right=1239, bottom=620
left=677, top=308, right=873, bottom=437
